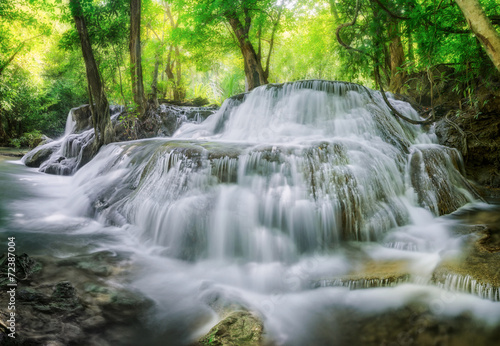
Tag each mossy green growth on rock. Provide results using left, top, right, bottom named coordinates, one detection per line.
left=432, top=223, right=500, bottom=300
left=0, top=253, right=42, bottom=287
left=198, top=311, right=263, bottom=346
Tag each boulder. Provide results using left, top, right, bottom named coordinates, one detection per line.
left=23, top=143, right=60, bottom=168
left=0, top=252, right=152, bottom=346
left=71, top=105, right=93, bottom=133
left=431, top=205, right=500, bottom=301
left=434, top=98, right=500, bottom=199
left=198, top=311, right=264, bottom=346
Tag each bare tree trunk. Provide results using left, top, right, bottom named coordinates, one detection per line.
left=70, top=0, right=113, bottom=150
left=388, top=21, right=406, bottom=93
left=227, top=15, right=268, bottom=91
left=455, top=0, right=500, bottom=74
left=130, top=0, right=147, bottom=118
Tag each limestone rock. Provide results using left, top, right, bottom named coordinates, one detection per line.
left=198, top=311, right=264, bottom=346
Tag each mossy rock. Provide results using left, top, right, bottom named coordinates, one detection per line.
left=23, top=144, right=59, bottom=168
left=198, top=311, right=263, bottom=346
left=432, top=224, right=500, bottom=300
left=0, top=253, right=42, bottom=287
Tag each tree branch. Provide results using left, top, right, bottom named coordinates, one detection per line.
left=336, top=1, right=434, bottom=125
left=374, top=63, right=434, bottom=125
left=335, top=0, right=366, bottom=55
left=265, top=1, right=283, bottom=77
left=371, top=0, right=410, bottom=20
left=0, top=34, right=44, bottom=76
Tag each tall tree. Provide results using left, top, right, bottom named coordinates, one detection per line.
left=162, top=1, right=185, bottom=101
left=191, top=0, right=284, bottom=91
left=70, top=0, right=113, bottom=149
left=455, top=0, right=500, bottom=74
left=387, top=20, right=406, bottom=93
left=130, top=0, right=147, bottom=118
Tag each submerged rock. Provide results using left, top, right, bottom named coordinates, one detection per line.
left=0, top=251, right=152, bottom=345
left=0, top=253, right=42, bottom=286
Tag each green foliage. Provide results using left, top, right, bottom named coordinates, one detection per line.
left=10, top=130, right=43, bottom=149
left=2, top=0, right=499, bottom=146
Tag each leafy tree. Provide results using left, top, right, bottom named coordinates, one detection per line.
left=69, top=0, right=113, bottom=149
left=130, top=0, right=148, bottom=118
left=189, top=0, right=286, bottom=91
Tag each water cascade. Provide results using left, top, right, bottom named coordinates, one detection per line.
left=10, top=80, right=499, bottom=345
left=70, top=81, right=475, bottom=262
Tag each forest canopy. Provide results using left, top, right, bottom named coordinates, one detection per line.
left=1, top=0, right=499, bottom=147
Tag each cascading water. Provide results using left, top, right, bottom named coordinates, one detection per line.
left=22, top=105, right=123, bottom=175
left=72, top=81, right=474, bottom=260
left=6, top=80, right=500, bottom=345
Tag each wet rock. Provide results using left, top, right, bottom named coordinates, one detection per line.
left=432, top=219, right=500, bottom=301
left=0, top=253, right=42, bottom=286
left=37, top=130, right=95, bottom=176
left=36, top=135, right=53, bottom=147
left=336, top=302, right=500, bottom=346
left=435, top=110, right=500, bottom=196
left=198, top=311, right=264, bottom=346
left=25, top=102, right=218, bottom=175
left=23, top=143, right=60, bottom=168
left=0, top=252, right=152, bottom=346
left=408, top=145, right=478, bottom=215
left=57, top=250, right=128, bottom=277
left=115, top=104, right=219, bottom=141
left=312, top=260, right=411, bottom=289
left=71, top=104, right=93, bottom=133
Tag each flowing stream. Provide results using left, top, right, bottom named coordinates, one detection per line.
left=2, top=81, right=500, bottom=345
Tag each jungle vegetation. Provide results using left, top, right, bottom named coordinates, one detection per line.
left=1, top=0, right=499, bottom=147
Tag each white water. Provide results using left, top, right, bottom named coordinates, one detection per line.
left=6, top=81, right=500, bottom=344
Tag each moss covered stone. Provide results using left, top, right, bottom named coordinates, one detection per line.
left=198, top=311, right=264, bottom=346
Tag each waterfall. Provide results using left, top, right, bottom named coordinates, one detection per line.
left=22, top=105, right=124, bottom=175
left=11, top=80, right=500, bottom=346
left=69, top=81, right=476, bottom=263
left=64, top=109, right=77, bottom=136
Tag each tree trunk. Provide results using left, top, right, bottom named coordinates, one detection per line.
left=0, top=111, right=7, bottom=144
left=130, top=0, right=147, bottom=118
left=164, top=46, right=185, bottom=101
left=174, top=47, right=185, bottom=100
left=112, top=45, right=127, bottom=107
left=227, top=16, right=268, bottom=91
left=70, top=0, right=113, bottom=150
left=150, top=57, right=160, bottom=107
left=388, top=21, right=406, bottom=93
left=455, top=0, right=500, bottom=74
